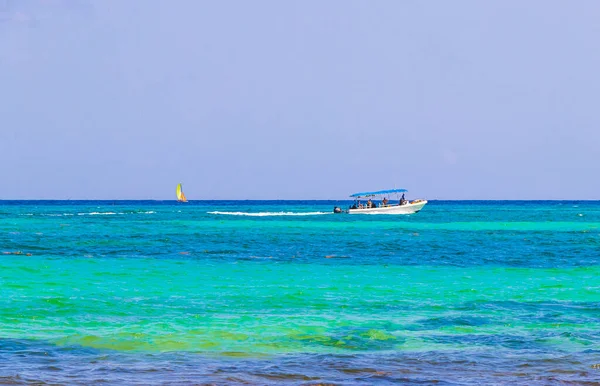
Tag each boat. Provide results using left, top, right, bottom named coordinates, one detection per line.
left=176, top=183, right=188, bottom=202
left=334, top=188, right=427, bottom=214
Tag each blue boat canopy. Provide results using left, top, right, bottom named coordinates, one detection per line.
left=350, top=188, right=407, bottom=198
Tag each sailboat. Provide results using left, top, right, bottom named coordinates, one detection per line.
left=176, top=183, right=188, bottom=202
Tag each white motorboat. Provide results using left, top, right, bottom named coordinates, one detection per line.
left=333, top=188, right=427, bottom=215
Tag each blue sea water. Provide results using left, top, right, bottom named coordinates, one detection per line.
left=1, top=200, right=600, bottom=384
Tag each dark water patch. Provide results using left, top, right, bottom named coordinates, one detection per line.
left=293, top=329, right=401, bottom=351
left=425, top=333, right=542, bottom=351
left=408, top=316, right=491, bottom=332
left=477, top=301, right=600, bottom=320
left=1, top=338, right=600, bottom=384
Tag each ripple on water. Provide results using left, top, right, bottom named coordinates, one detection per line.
left=2, top=201, right=600, bottom=383
left=1, top=340, right=600, bottom=384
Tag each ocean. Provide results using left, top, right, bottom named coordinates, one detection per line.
left=1, top=200, right=599, bottom=384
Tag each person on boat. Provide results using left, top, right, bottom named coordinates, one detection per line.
left=382, top=197, right=388, bottom=207
left=367, top=199, right=373, bottom=208
left=400, top=193, right=407, bottom=206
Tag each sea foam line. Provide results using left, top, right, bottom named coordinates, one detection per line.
left=208, top=211, right=330, bottom=217
left=21, top=211, right=156, bottom=217
left=78, top=212, right=120, bottom=216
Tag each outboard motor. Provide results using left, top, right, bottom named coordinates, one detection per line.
left=333, top=206, right=342, bottom=214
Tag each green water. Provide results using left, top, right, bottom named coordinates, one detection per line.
left=2, top=257, right=599, bottom=354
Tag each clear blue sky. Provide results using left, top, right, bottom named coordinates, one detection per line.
left=1, top=0, right=599, bottom=200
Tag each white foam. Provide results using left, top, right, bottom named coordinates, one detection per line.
left=78, top=212, right=119, bottom=216
left=20, top=213, right=72, bottom=217
left=208, top=211, right=330, bottom=217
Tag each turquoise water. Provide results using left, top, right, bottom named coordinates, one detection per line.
left=1, top=200, right=600, bottom=384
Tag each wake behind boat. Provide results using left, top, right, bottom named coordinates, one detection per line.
left=334, top=188, right=427, bottom=214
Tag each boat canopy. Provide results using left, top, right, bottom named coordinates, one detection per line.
left=350, top=188, right=407, bottom=198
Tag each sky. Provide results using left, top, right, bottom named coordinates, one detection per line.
left=1, top=0, right=599, bottom=200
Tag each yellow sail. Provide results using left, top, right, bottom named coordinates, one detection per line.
left=176, top=183, right=187, bottom=202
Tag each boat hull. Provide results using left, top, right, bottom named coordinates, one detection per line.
left=348, top=201, right=427, bottom=214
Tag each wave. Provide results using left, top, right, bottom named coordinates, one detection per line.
left=19, top=211, right=156, bottom=217
left=78, top=212, right=120, bottom=216
left=208, top=211, right=330, bottom=217
left=20, top=213, right=74, bottom=217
